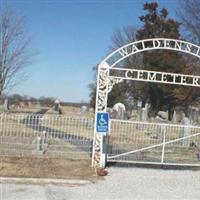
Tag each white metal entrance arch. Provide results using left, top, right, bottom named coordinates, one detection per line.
left=92, top=38, right=200, bottom=168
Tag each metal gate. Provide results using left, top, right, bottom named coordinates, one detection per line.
left=107, top=119, right=200, bottom=167
left=92, top=38, right=200, bottom=168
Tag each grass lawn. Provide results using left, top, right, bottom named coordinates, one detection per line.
left=0, top=156, right=99, bottom=180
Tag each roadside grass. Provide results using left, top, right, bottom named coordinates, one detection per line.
left=0, top=156, right=98, bottom=180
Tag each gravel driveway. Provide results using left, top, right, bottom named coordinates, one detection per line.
left=1, top=167, right=200, bottom=200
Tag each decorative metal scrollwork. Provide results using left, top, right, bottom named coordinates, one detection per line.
left=93, top=133, right=101, bottom=168
left=107, top=77, right=123, bottom=93
left=96, top=68, right=109, bottom=112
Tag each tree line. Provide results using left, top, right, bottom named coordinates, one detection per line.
left=0, top=94, right=90, bottom=108
left=0, top=94, right=56, bottom=106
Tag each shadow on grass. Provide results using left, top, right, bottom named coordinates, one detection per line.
left=20, top=112, right=93, bottom=156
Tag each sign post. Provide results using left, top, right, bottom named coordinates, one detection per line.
left=96, top=112, right=109, bottom=168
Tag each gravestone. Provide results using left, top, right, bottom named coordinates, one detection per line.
left=140, top=103, right=149, bottom=122
left=155, top=115, right=167, bottom=140
left=113, top=103, right=126, bottom=120
left=137, top=100, right=142, bottom=108
left=4, top=99, right=9, bottom=111
left=32, top=131, right=47, bottom=155
left=180, top=114, right=191, bottom=148
left=81, top=106, right=87, bottom=115
left=54, top=99, right=60, bottom=112
left=189, top=106, right=199, bottom=124
left=32, top=136, right=43, bottom=155
left=141, top=108, right=147, bottom=121
left=158, top=111, right=168, bottom=120
left=172, top=110, right=177, bottom=123
left=41, top=131, right=48, bottom=151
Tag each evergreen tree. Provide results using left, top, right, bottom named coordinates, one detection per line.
left=136, top=2, right=198, bottom=119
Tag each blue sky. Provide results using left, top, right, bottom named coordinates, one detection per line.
left=2, top=0, right=179, bottom=102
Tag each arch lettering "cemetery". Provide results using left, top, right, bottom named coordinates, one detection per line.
left=109, top=68, right=200, bottom=87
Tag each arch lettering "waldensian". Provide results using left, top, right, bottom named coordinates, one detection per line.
left=101, top=38, right=200, bottom=68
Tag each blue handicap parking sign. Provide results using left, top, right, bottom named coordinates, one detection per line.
left=96, top=112, right=109, bottom=133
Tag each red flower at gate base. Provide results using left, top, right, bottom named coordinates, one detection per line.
left=96, top=168, right=108, bottom=176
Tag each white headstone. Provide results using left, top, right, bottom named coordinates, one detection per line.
left=141, top=108, right=147, bottom=121
left=54, top=99, right=60, bottom=112
left=155, top=116, right=167, bottom=140
left=113, top=103, right=126, bottom=111
left=140, top=103, right=149, bottom=122
left=172, top=110, right=177, bottom=123
left=180, top=116, right=190, bottom=147
left=157, top=111, right=168, bottom=120
left=4, top=99, right=9, bottom=110
left=113, top=103, right=126, bottom=120
left=81, top=106, right=87, bottom=114
left=137, top=100, right=142, bottom=107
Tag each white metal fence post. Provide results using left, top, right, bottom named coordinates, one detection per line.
left=161, top=125, right=166, bottom=163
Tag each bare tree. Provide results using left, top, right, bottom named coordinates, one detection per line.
left=110, top=26, right=145, bottom=107
left=111, top=26, right=144, bottom=69
left=0, top=9, right=32, bottom=96
left=89, top=26, right=145, bottom=108
left=179, top=0, right=200, bottom=43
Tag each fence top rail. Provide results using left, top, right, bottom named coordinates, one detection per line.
left=0, top=113, right=94, bottom=121
left=110, top=119, right=200, bottom=129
